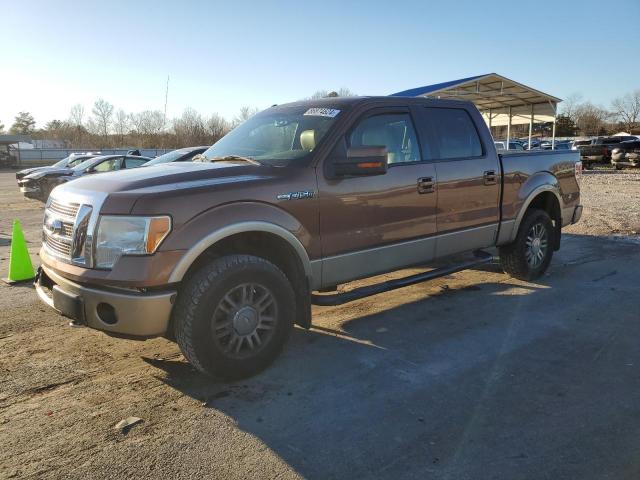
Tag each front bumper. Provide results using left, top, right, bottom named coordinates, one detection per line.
left=19, top=184, right=42, bottom=199
left=35, top=265, right=176, bottom=337
left=612, top=160, right=639, bottom=167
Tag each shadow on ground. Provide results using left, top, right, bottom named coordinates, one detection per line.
left=142, top=235, right=640, bottom=479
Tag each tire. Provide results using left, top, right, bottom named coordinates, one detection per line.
left=499, top=209, right=554, bottom=281
left=615, top=164, right=623, bottom=171
left=173, top=255, right=295, bottom=379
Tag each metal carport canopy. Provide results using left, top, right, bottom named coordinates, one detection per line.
left=390, top=73, right=561, bottom=127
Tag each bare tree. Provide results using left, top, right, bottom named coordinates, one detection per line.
left=611, top=90, right=640, bottom=133
left=113, top=109, right=130, bottom=146
left=173, top=108, right=207, bottom=146
left=69, top=104, right=85, bottom=127
left=560, top=93, right=583, bottom=123
left=574, top=103, right=610, bottom=136
left=232, top=106, right=259, bottom=127
left=206, top=113, right=229, bottom=142
left=309, top=88, right=356, bottom=100
left=91, top=98, right=114, bottom=140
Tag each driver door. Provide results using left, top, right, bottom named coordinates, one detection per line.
left=317, top=107, right=438, bottom=287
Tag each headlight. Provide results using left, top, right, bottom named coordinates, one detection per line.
left=94, top=215, right=171, bottom=269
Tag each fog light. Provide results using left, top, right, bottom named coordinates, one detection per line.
left=97, top=302, right=117, bottom=325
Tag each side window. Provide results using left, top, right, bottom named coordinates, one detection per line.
left=124, top=157, right=147, bottom=168
left=93, top=157, right=122, bottom=172
left=349, top=113, right=420, bottom=164
left=427, top=108, right=483, bottom=159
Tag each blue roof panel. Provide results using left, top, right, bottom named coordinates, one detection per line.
left=390, top=74, right=490, bottom=97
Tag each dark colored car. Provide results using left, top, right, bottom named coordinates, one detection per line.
left=15, top=153, right=99, bottom=181
left=143, top=146, right=209, bottom=167
left=611, top=140, right=640, bottom=169
left=19, top=154, right=151, bottom=202
left=577, top=136, right=638, bottom=168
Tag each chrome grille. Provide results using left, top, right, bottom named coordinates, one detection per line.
left=43, top=199, right=82, bottom=263
left=62, top=223, right=74, bottom=237
left=49, top=199, right=80, bottom=219
left=45, top=234, right=72, bottom=256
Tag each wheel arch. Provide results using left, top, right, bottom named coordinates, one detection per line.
left=511, top=185, right=563, bottom=249
left=168, top=222, right=314, bottom=330
left=169, top=221, right=313, bottom=283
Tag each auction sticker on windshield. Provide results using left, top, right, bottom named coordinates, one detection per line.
left=304, top=108, right=341, bottom=118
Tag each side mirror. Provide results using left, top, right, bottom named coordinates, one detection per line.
left=333, top=146, right=388, bottom=177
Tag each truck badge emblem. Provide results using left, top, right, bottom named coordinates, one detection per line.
left=277, top=191, right=315, bottom=201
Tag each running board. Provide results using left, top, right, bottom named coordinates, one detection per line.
left=311, top=250, right=494, bottom=306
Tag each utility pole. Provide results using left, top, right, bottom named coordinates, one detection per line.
left=163, top=75, right=170, bottom=130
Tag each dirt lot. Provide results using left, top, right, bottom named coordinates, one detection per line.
left=1, top=169, right=639, bottom=479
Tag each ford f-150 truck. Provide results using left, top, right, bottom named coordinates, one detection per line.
left=35, top=96, right=583, bottom=379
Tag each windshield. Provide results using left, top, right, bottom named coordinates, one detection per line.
left=202, top=106, right=341, bottom=165
left=145, top=149, right=191, bottom=166
left=52, top=156, right=71, bottom=168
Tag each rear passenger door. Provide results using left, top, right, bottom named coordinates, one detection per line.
left=415, top=106, right=501, bottom=257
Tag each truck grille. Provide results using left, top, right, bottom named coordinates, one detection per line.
left=49, top=199, right=80, bottom=218
left=45, top=234, right=72, bottom=256
left=43, top=199, right=92, bottom=265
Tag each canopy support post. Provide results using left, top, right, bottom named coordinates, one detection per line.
left=506, top=107, right=512, bottom=150
left=552, top=115, right=557, bottom=150
left=528, top=104, right=534, bottom=150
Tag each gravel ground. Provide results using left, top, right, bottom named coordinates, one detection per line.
left=1, top=169, right=639, bottom=480
left=565, top=169, right=640, bottom=237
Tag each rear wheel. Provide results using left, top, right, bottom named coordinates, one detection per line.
left=499, top=209, right=554, bottom=281
left=173, top=255, right=295, bottom=379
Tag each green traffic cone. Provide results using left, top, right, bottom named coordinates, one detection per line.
left=3, top=219, right=35, bottom=284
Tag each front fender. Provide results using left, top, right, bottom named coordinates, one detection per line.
left=163, top=202, right=317, bottom=284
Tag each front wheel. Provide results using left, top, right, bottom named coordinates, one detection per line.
left=173, top=255, right=295, bottom=379
left=499, top=209, right=554, bottom=281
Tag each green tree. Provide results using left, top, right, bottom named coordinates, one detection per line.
left=0, top=121, right=5, bottom=134
left=10, top=111, right=36, bottom=134
left=555, top=114, right=577, bottom=137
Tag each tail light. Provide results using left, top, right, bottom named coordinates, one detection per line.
left=575, top=161, right=582, bottom=185
left=603, top=147, right=608, bottom=155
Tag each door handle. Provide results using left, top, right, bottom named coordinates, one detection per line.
left=417, top=176, right=435, bottom=194
left=483, top=170, right=498, bottom=185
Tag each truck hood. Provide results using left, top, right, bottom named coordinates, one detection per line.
left=52, top=161, right=275, bottom=214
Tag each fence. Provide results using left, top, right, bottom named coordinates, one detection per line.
left=13, top=148, right=172, bottom=166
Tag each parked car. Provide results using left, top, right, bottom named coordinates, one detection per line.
left=35, top=96, right=582, bottom=379
left=19, top=153, right=151, bottom=201
left=611, top=140, right=640, bottom=169
left=143, top=146, right=209, bottom=167
left=494, top=140, right=524, bottom=150
left=576, top=136, right=638, bottom=168
left=15, top=152, right=100, bottom=182
left=523, top=139, right=541, bottom=150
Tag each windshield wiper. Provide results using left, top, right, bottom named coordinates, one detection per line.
left=207, top=155, right=263, bottom=166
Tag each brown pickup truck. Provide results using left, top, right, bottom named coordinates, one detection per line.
left=35, top=96, right=583, bottom=379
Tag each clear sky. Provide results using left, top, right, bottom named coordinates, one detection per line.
left=1, top=0, right=639, bottom=129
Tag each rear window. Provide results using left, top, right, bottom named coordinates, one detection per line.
left=426, top=108, right=483, bottom=159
